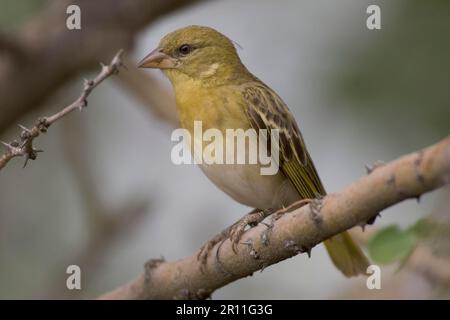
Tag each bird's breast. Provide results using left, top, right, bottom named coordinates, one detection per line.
left=173, top=83, right=299, bottom=210
left=199, top=162, right=299, bottom=210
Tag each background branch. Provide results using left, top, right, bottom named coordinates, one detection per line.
left=116, top=57, right=179, bottom=127
left=0, top=31, right=26, bottom=60
left=99, top=136, right=450, bottom=299
left=0, top=50, right=124, bottom=171
left=0, top=0, right=201, bottom=135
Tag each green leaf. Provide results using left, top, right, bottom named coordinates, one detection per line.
left=367, top=225, right=417, bottom=265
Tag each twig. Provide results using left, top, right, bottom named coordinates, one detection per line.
left=99, top=136, right=450, bottom=299
left=0, top=50, right=124, bottom=171
left=0, top=0, right=202, bottom=135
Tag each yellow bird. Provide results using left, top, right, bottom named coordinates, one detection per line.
left=139, top=25, right=369, bottom=276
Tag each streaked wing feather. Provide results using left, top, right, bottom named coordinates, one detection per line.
left=242, top=82, right=326, bottom=198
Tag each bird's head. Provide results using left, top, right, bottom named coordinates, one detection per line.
left=138, top=25, right=249, bottom=85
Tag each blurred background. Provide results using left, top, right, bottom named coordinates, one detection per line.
left=0, top=0, right=449, bottom=299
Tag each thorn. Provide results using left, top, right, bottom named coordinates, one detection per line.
left=23, top=154, right=30, bottom=168
left=365, top=160, right=385, bottom=174
left=305, top=248, right=312, bottom=258
left=298, top=245, right=312, bottom=257
left=18, top=124, right=31, bottom=133
left=21, top=147, right=40, bottom=168
left=19, top=125, right=31, bottom=140
left=1, top=141, right=13, bottom=150
left=78, top=99, right=88, bottom=110
left=366, top=212, right=380, bottom=225
left=358, top=219, right=370, bottom=231
left=100, top=62, right=109, bottom=73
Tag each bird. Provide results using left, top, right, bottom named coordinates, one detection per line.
left=138, top=25, right=369, bottom=277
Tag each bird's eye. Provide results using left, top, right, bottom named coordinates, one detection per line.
left=178, top=44, right=193, bottom=56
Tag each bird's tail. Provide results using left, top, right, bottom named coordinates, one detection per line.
left=323, top=231, right=370, bottom=277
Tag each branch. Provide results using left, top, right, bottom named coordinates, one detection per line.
left=0, top=0, right=202, bottom=135
left=0, top=31, right=26, bottom=60
left=99, top=136, right=450, bottom=299
left=0, top=50, right=124, bottom=171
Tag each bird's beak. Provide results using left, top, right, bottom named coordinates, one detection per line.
left=138, top=48, right=176, bottom=69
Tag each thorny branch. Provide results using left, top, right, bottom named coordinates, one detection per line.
left=100, top=136, right=450, bottom=300
left=0, top=50, right=124, bottom=171
left=0, top=0, right=202, bottom=134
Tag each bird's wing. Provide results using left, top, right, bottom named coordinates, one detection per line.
left=241, top=82, right=370, bottom=277
left=241, top=82, right=326, bottom=198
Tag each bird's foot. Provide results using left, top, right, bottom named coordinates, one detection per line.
left=197, top=209, right=272, bottom=270
left=197, top=229, right=229, bottom=268
left=229, top=209, right=272, bottom=253
left=271, top=198, right=313, bottom=221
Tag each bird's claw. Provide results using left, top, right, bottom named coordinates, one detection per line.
left=271, top=198, right=313, bottom=221
left=229, top=210, right=268, bottom=253
left=197, top=209, right=270, bottom=271
left=197, top=231, right=227, bottom=269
